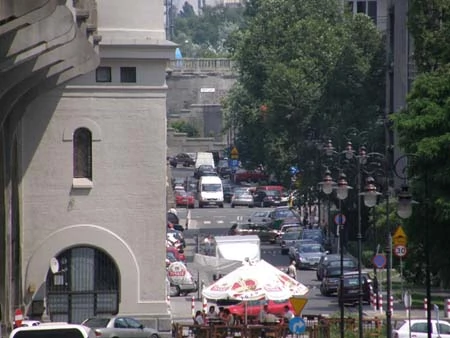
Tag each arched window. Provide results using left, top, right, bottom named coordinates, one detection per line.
left=73, top=128, right=92, bottom=179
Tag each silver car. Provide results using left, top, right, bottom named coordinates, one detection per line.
left=293, top=243, right=327, bottom=270
left=231, top=191, right=254, bottom=208
left=82, top=316, right=160, bottom=338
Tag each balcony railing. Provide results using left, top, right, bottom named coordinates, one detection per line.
left=168, top=58, right=236, bottom=73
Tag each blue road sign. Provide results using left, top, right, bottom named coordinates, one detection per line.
left=289, top=317, right=306, bottom=334
left=334, top=213, right=346, bottom=225
left=373, top=254, right=387, bottom=269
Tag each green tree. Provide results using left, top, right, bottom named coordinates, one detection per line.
left=224, top=0, right=385, bottom=184
left=173, top=5, right=245, bottom=57
left=170, top=120, right=199, bottom=137
left=393, top=68, right=450, bottom=286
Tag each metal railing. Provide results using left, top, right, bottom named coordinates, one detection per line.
left=168, top=58, right=236, bottom=73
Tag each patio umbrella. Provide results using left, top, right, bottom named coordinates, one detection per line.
left=202, top=259, right=309, bottom=323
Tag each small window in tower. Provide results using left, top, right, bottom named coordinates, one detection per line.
left=73, top=128, right=93, bottom=188
left=96, top=67, right=112, bottom=83
left=120, top=67, right=137, bottom=83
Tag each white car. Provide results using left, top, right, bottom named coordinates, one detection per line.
left=393, top=319, right=450, bottom=338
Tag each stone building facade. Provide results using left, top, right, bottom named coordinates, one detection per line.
left=1, top=0, right=174, bottom=335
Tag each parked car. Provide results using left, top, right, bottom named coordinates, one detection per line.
left=269, top=207, right=302, bottom=229
left=292, top=242, right=327, bottom=270
left=337, top=271, right=373, bottom=306
left=175, top=191, right=195, bottom=208
left=319, top=260, right=358, bottom=296
left=253, top=190, right=282, bottom=207
left=317, top=254, right=357, bottom=281
left=247, top=210, right=271, bottom=225
left=279, top=231, right=302, bottom=255
left=227, top=299, right=293, bottom=321
left=231, top=191, right=254, bottom=208
left=166, top=246, right=186, bottom=264
left=301, top=229, right=326, bottom=247
left=288, top=240, right=316, bottom=260
left=393, top=319, right=450, bottom=338
left=82, top=316, right=161, bottom=338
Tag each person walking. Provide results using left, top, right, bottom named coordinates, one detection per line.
left=287, top=260, right=297, bottom=280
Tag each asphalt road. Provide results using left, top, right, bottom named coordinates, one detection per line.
left=169, top=167, right=419, bottom=322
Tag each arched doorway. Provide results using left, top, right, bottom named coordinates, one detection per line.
left=46, top=246, right=120, bottom=323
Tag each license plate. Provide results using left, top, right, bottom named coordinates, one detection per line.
left=209, top=202, right=216, bottom=205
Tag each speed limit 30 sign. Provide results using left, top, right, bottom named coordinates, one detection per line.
left=394, top=245, right=407, bottom=257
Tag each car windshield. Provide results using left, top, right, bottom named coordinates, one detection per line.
left=202, top=184, right=221, bottom=192
left=83, top=318, right=109, bottom=328
left=282, top=232, right=301, bottom=240
left=266, top=190, right=281, bottom=196
left=272, top=208, right=298, bottom=219
left=344, top=277, right=362, bottom=286
left=251, top=211, right=269, bottom=217
left=302, top=231, right=323, bottom=242
left=300, top=244, right=323, bottom=253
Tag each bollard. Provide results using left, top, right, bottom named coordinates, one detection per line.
left=191, top=296, right=195, bottom=318
left=202, top=297, right=208, bottom=313
left=370, top=286, right=376, bottom=311
left=424, top=298, right=428, bottom=318
left=390, top=295, right=394, bottom=316
left=167, top=293, right=171, bottom=315
left=379, top=292, right=383, bottom=314
left=447, top=299, right=450, bottom=318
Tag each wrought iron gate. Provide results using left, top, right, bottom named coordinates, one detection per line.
left=46, top=246, right=120, bottom=323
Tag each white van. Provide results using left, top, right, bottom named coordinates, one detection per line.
left=198, top=176, right=224, bottom=208
left=195, top=152, right=215, bottom=169
left=10, top=323, right=95, bottom=338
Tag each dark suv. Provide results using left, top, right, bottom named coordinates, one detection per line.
left=337, top=271, right=374, bottom=306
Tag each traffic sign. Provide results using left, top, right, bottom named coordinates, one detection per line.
left=394, top=245, right=407, bottom=258
left=230, top=147, right=239, bottom=159
left=334, top=213, right=346, bottom=225
left=393, top=226, right=407, bottom=246
left=289, top=317, right=306, bottom=334
left=289, top=297, right=308, bottom=316
left=372, top=254, right=387, bottom=269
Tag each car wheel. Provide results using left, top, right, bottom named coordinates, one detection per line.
left=219, top=204, right=224, bottom=208
left=249, top=205, right=254, bottom=208
left=199, top=203, right=203, bottom=208
left=150, top=334, right=160, bottom=338
left=260, top=201, right=264, bottom=208
left=231, top=204, right=235, bottom=208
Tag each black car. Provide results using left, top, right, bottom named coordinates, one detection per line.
left=337, top=271, right=374, bottom=306
left=194, top=164, right=216, bottom=179
left=174, top=153, right=195, bottom=167
left=319, top=260, right=358, bottom=296
left=317, top=254, right=357, bottom=281
left=253, top=190, right=282, bottom=207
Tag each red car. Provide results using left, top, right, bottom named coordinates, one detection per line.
left=175, top=191, right=195, bottom=208
left=233, top=169, right=269, bottom=183
left=227, top=299, right=293, bottom=320
left=166, top=246, right=186, bottom=267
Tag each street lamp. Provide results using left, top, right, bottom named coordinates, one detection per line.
left=335, top=172, right=350, bottom=338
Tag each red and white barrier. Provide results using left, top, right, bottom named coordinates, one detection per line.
left=378, top=292, right=383, bottom=314
left=14, top=309, right=23, bottom=328
left=191, top=296, right=195, bottom=318
left=389, top=295, right=394, bottom=315
left=369, top=286, right=376, bottom=311
left=424, top=298, right=428, bottom=318
left=202, top=297, right=208, bottom=313
left=446, top=299, right=450, bottom=318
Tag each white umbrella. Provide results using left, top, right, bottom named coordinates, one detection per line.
left=202, top=259, right=309, bottom=301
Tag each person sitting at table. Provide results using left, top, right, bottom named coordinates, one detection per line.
left=207, top=305, right=218, bottom=319
left=259, top=304, right=269, bottom=323
left=220, top=308, right=234, bottom=326
left=194, top=310, right=205, bottom=326
left=282, top=305, right=294, bottom=323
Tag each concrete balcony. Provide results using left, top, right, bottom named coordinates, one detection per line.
left=168, top=58, right=236, bottom=74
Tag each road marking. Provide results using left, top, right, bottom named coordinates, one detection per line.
left=204, top=221, right=211, bottom=224
left=217, top=220, right=224, bottom=224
